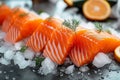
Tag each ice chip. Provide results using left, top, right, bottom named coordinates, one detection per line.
left=14, top=41, right=24, bottom=50
left=79, top=65, right=89, bottom=72
left=92, top=52, right=112, bottom=68
left=4, top=50, right=15, bottom=60
left=0, top=57, right=10, bottom=65
left=38, top=57, right=57, bottom=75
left=18, top=60, right=31, bottom=69
left=13, top=52, right=25, bottom=64
left=23, top=49, right=34, bottom=59
left=39, top=12, right=50, bottom=19
left=0, top=31, right=6, bottom=40
left=65, top=65, right=75, bottom=74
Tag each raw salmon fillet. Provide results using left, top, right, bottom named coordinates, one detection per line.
left=98, top=32, right=120, bottom=53
left=2, top=7, right=25, bottom=32
left=69, top=27, right=101, bottom=67
left=26, top=17, right=62, bottom=52
left=69, top=27, right=120, bottom=67
left=4, top=8, right=43, bottom=43
left=43, top=26, right=74, bottom=65
left=0, top=4, right=11, bottom=25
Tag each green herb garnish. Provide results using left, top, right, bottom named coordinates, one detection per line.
left=106, top=19, right=114, bottom=22
left=13, top=8, right=19, bottom=14
left=35, top=57, right=45, bottom=66
left=20, top=46, right=28, bottom=53
left=37, top=10, right=44, bottom=14
left=19, top=13, right=28, bottom=17
left=94, top=22, right=103, bottom=32
left=63, top=19, right=79, bottom=31
left=105, top=29, right=111, bottom=34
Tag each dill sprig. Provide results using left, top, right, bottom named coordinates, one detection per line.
left=37, top=10, right=44, bottom=14
left=20, top=46, right=28, bottom=53
left=19, top=13, right=28, bottom=17
left=94, top=22, right=103, bottom=32
left=94, top=22, right=112, bottom=34
left=35, top=57, right=45, bottom=66
left=63, top=19, right=79, bottom=31
left=105, top=29, right=111, bottom=34
left=13, top=8, right=19, bottom=14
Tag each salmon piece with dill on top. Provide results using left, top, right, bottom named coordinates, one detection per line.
left=2, top=7, right=26, bottom=32
left=43, top=19, right=76, bottom=64
left=4, top=7, right=43, bottom=43
left=69, top=23, right=120, bottom=67
left=69, top=27, right=101, bottom=67
left=26, top=17, right=62, bottom=52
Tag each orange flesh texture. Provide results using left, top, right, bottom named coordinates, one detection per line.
left=98, top=32, right=120, bottom=53
left=4, top=26, right=22, bottom=43
left=2, top=7, right=29, bottom=32
left=83, top=0, right=111, bottom=20
left=2, top=7, right=25, bottom=32
left=4, top=8, right=43, bottom=43
left=43, top=26, right=74, bottom=65
left=69, top=28, right=100, bottom=67
left=0, top=4, right=12, bottom=25
left=26, top=17, right=63, bottom=52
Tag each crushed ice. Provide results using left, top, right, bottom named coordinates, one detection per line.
left=92, top=52, right=112, bottom=68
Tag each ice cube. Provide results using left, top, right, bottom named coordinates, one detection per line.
left=18, top=60, right=31, bottom=69
left=38, top=57, right=57, bottom=75
left=79, top=65, right=89, bottom=72
left=0, top=31, right=6, bottom=40
left=14, top=41, right=24, bottom=50
left=23, top=49, right=34, bottom=60
left=92, top=52, right=112, bottom=68
left=39, top=12, right=50, bottom=19
left=65, top=65, right=75, bottom=74
left=13, top=52, right=25, bottom=64
left=4, top=50, right=15, bottom=60
left=0, top=57, right=10, bottom=65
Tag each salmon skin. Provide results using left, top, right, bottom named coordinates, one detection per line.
left=26, top=17, right=63, bottom=52
left=0, top=4, right=12, bottom=25
left=4, top=7, right=43, bottom=43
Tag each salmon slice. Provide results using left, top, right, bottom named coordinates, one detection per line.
left=0, top=4, right=12, bottom=25
left=2, top=7, right=25, bottom=32
left=43, top=26, right=74, bottom=65
left=69, top=27, right=120, bottom=67
left=69, top=27, right=101, bottom=67
left=98, top=32, right=120, bottom=53
left=26, top=17, right=62, bottom=52
left=4, top=8, right=43, bottom=43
